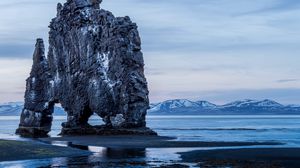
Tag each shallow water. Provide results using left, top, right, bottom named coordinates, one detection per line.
left=148, top=115, right=300, bottom=146
left=0, top=115, right=300, bottom=167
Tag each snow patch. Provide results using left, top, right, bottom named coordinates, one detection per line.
left=54, top=71, right=61, bottom=84
left=91, top=79, right=98, bottom=86
left=88, top=25, right=98, bottom=34
left=80, top=8, right=92, bottom=19
left=32, top=77, right=36, bottom=84
left=23, top=110, right=42, bottom=124
left=44, top=102, right=49, bottom=109
left=149, top=99, right=201, bottom=112
left=49, top=80, right=55, bottom=87
left=96, top=52, right=116, bottom=89
left=30, top=91, right=36, bottom=100
left=81, top=27, right=89, bottom=35
left=81, top=25, right=99, bottom=35
left=222, top=99, right=283, bottom=108
left=196, top=101, right=217, bottom=108
left=110, top=114, right=125, bottom=127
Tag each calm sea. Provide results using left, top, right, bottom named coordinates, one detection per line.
left=0, top=115, right=300, bottom=167
left=1, top=115, right=300, bottom=146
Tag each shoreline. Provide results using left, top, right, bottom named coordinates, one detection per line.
left=40, top=135, right=282, bottom=148
left=0, top=135, right=283, bottom=162
left=179, top=148, right=300, bottom=168
left=1, top=137, right=299, bottom=167
left=0, top=139, right=91, bottom=162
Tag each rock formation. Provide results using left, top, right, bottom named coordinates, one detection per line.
left=16, top=0, right=156, bottom=137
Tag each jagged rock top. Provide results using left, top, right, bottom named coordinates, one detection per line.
left=62, top=0, right=102, bottom=10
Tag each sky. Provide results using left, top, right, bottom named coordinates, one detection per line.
left=0, top=0, right=300, bottom=105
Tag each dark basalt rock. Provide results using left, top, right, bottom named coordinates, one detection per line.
left=16, top=0, right=156, bottom=137
left=60, top=126, right=158, bottom=136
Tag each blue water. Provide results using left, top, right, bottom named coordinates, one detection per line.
left=148, top=115, right=300, bottom=146
left=0, top=115, right=300, bottom=167
left=1, top=115, right=300, bottom=146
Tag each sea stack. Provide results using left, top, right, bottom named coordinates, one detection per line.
left=16, top=0, right=156, bottom=137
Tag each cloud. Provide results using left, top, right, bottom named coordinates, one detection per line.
left=0, top=44, right=33, bottom=58
left=276, top=79, right=299, bottom=83
left=0, top=0, right=300, bottom=104
left=235, top=0, right=300, bottom=16
left=145, top=68, right=165, bottom=76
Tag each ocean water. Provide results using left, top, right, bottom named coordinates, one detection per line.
left=149, top=115, right=300, bottom=146
left=1, top=115, right=300, bottom=146
left=0, top=115, right=300, bottom=167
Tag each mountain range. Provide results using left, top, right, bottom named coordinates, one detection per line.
left=1, top=99, right=300, bottom=116
left=149, top=99, right=300, bottom=115
left=0, top=102, right=65, bottom=116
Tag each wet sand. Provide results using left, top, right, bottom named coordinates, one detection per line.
left=179, top=148, right=300, bottom=168
left=40, top=135, right=282, bottom=148
left=0, top=136, right=290, bottom=167
left=0, top=139, right=91, bottom=162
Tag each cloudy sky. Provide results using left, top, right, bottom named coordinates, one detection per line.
left=0, top=0, right=300, bottom=104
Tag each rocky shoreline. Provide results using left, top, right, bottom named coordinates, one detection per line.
left=1, top=137, right=298, bottom=167
left=0, top=139, right=91, bottom=162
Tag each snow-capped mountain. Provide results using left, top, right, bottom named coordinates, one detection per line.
left=0, top=102, right=66, bottom=116
left=286, top=104, right=300, bottom=108
left=148, top=99, right=200, bottom=113
left=196, top=101, right=217, bottom=108
left=0, top=102, right=24, bottom=116
left=148, top=99, right=218, bottom=114
left=220, top=99, right=283, bottom=108
left=1, top=99, right=300, bottom=116
left=148, top=99, right=300, bottom=115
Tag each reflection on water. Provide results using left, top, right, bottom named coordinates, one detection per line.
left=0, top=141, right=196, bottom=168
left=50, top=140, right=148, bottom=159
left=49, top=141, right=153, bottom=167
left=0, top=133, right=25, bottom=141
left=49, top=140, right=146, bottom=159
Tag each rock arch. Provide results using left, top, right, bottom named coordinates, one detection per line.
left=16, top=0, right=156, bottom=137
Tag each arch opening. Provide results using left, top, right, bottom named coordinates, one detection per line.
left=48, top=102, right=104, bottom=136
left=47, top=101, right=67, bottom=136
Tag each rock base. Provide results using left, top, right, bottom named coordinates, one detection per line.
left=60, top=126, right=158, bottom=136
left=16, top=127, right=50, bottom=138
